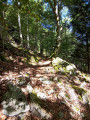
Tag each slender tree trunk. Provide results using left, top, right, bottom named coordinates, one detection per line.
left=27, top=14, right=30, bottom=49
left=55, top=2, right=61, bottom=56
left=18, top=2, right=23, bottom=46
left=40, top=46, right=43, bottom=56
left=35, top=35, right=38, bottom=52
left=35, top=24, right=39, bottom=52
left=86, top=33, right=90, bottom=73
left=65, top=21, right=68, bottom=60
left=48, top=0, right=62, bottom=56
left=2, top=11, right=5, bottom=50
left=40, top=37, right=43, bottom=56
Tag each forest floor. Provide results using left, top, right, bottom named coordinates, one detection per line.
left=0, top=45, right=90, bottom=120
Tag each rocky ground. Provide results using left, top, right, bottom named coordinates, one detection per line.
left=0, top=46, right=90, bottom=120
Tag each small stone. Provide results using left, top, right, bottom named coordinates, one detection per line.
left=39, top=76, right=44, bottom=81
left=31, top=103, right=51, bottom=119
left=54, top=77, right=58, bottom=81
left=82, top=92, right=89, bottom=104
left=66, top=64, right=76, bottom=71
left=27, top=83, right=33, bottom=93
left=16, top=77, right=26, bottom=86
left=80, top=113, right=85, bottom=117
left=45, top=71, right=48, bottom=74
left=37, top=92, right=47, bottom=99
left=42, top=80, right=52, bottom=85
left=48, top=89, right=54, bottom=95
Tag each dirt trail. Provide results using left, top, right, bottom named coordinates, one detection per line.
left=0, top=58, right=90, bottom=120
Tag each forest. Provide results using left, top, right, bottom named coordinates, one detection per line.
left=0, top=0, right=90, bottom=120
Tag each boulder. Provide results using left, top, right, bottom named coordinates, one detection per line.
left=27, top=83, right=33, bottom=93
left=66, top=64, right=76, bottom=71
left=16, top=73, right=30, bottom=86
left=31, top=103, right=51, bottom=119
left=1, top=83, right=30, bottom=116
left=52, top=57, right=77, bottom=75
left=52, top=57, right=64, bottom=66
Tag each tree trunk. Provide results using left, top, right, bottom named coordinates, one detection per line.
left=35, top=35, right=38, bottom=52
left=48, top=0, right=62, bottom=56
left=18, top=2, right=23, bottom=46
left=27, top=14, right=30, bottom=49
left=86, top=33, right=90, bottom=73
left=2, top=11, right=5, bottom=50
left=65, top=21, right=68, bottom=60
left=55, top=3, right=61, bottom=56
left=40, top=39, right=43, bottom=56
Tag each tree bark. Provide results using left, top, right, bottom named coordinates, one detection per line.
left=27, top=14, right=30, bottom=49
left=47, top=0, right=62, bottom=56
left=18, top=2, right=23, bottom=46
left=86, top=33, right=90, bottom=73
left=35, top=35, right=38, bottom=52
left=2, top=11, right=5, bottom=50
left=40, top=39, right=43, bottom=56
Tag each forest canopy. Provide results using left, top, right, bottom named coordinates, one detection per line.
left=0, top=0, right=90, bottom=73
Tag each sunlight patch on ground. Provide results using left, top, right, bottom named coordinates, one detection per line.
left=36, top=74, right=43, bottom=77
left=32, top=77, right=82, bottom=118
left=39, top=76, right=54, bottom=85
left=56, top=82, right=65, bottom=89
left=32, top=77, right=81, bottom=118
left=42, top=80, right=53, bottom=85
left=31, top=103, right=52, bottom=119
left=34, top=87, right=51, bottom=100
left=58, top=91, right=65, bottom=98
left=67, top=85, right=78, bottom=101
left=2, top=99, right=30, bottom=116
left=80, top=81, right=86, bottom=88
left=71, top=104, right=80, bottom=115
left=59, top=84, right=81, bottom=115
left=38, top=60, right=51, bottom=65
left=27, top=83, right=33, bottom=93
left=37, top=92, right=49, bottom=99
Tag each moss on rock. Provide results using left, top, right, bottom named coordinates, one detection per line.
left=2, top=83, right=30, bottom=116
left=52, top=57, right=77, bottom=75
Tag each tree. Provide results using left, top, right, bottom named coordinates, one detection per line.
left=45, top=0, right=63, bottom=56
left=68, top=0, right=90, bottom=72
left=17, top=2, right=23, bottom=46
left=0, top=1, right=8, bottom=51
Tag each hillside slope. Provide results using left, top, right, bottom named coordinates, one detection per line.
left=0, top=43, right=90, bottom=120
